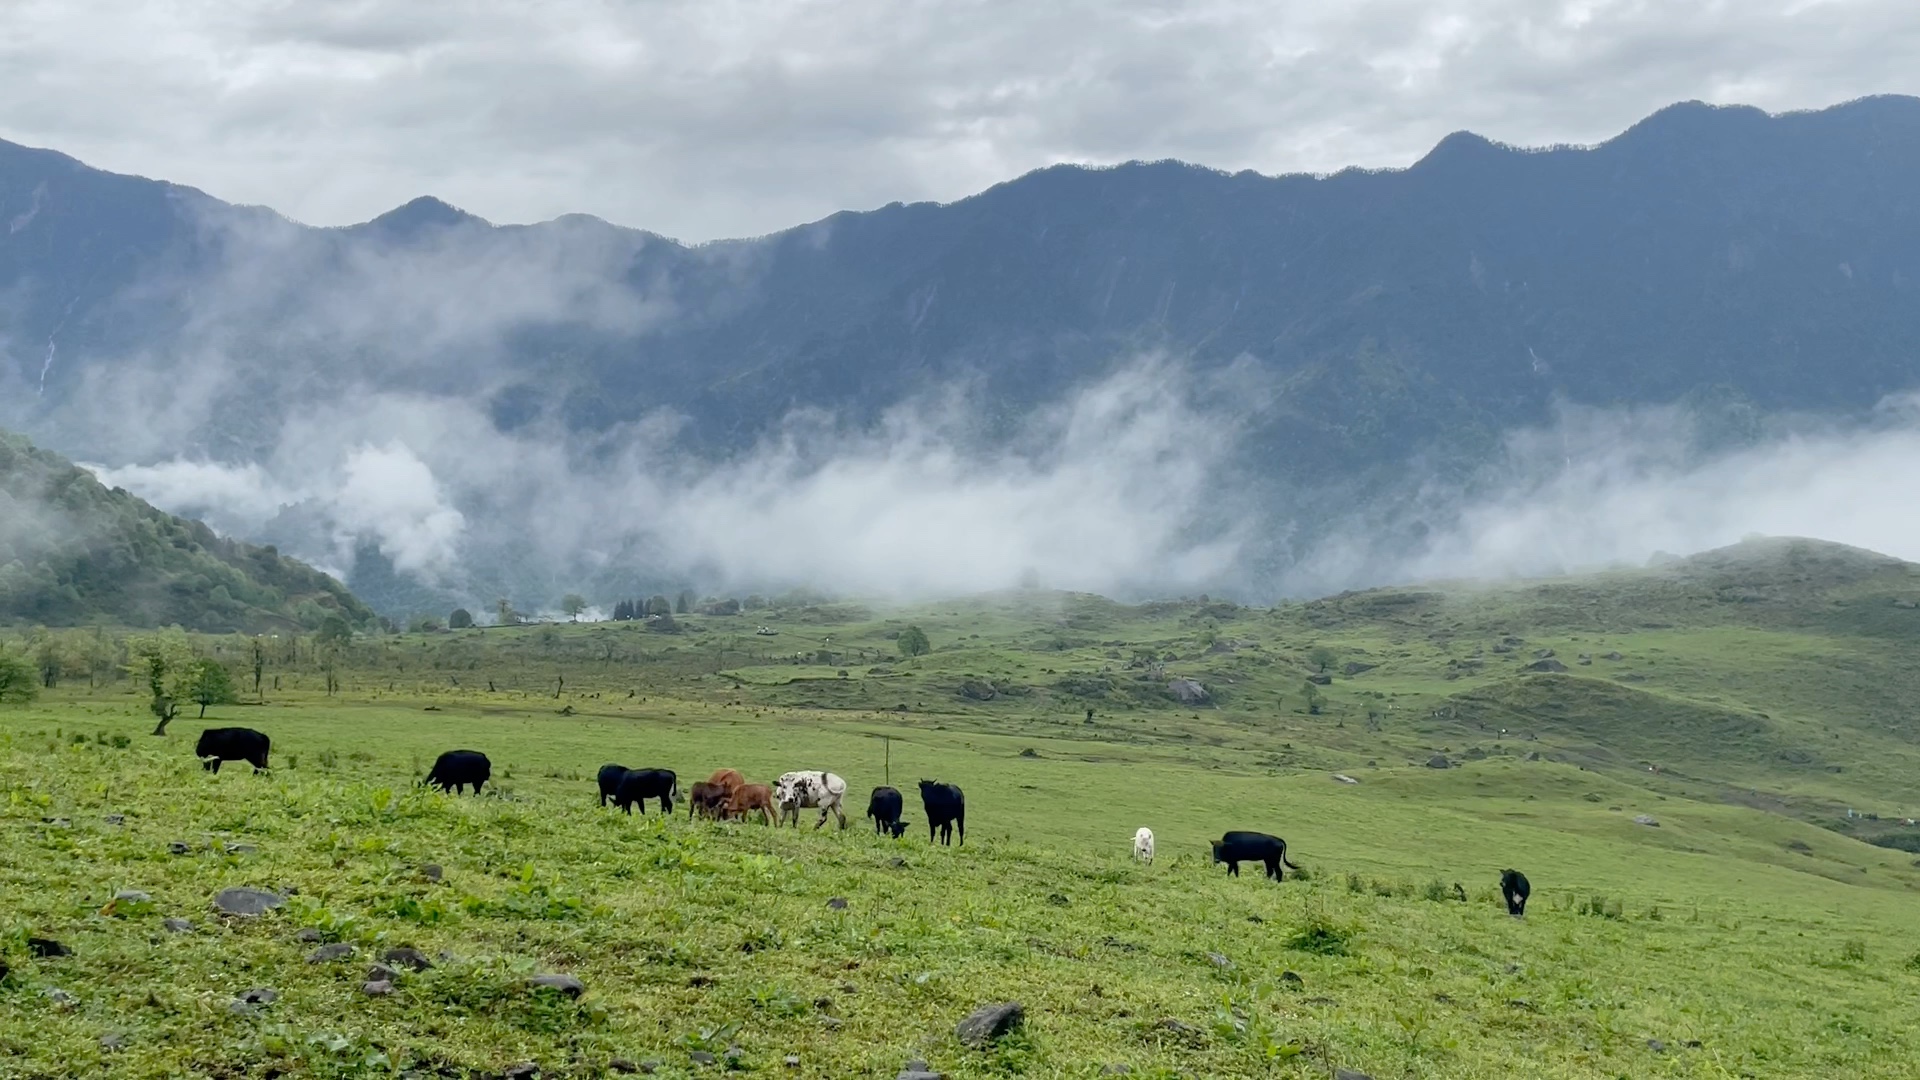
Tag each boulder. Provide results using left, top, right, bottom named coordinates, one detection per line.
left=1524, top=658, right=1568, bottom=673
left=307, top=943, right=355, bottom=963
left=1426, top=755, right=1451, bottom=769
left=1342, top=662, right=1378, bottom=676
left=1167, top=678, right=1210, bottom=704
left=1532, top=648, right=1555, bottom=659
left=28, top=937, right=71, bottom=957
left=956, top=1002, right=1026, bottom=1047
left=1306, top=672, right=1332, bottom=685
left=212, top=887, right=285, bottom=916
left=529, top=974, right=586, bottom=998
left=381, top=946, right=433, bottom=971
left=957, top=680, right=998, bottom=701
left=362, top=979, right=394, bottom=996
left=167, top=841, right=191, bottom=855
left=1331, top=774, right=1359, bottom=784
left=1604, top=652, right=1624, bottom=661
left=367, top=963, right=399, bottom=982
left=162, top=918, right=195, bottom=934
left=1634, top=814, right=1660, bottom=827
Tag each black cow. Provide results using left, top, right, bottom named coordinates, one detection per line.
left=918, top=779, right=965, bottom=846
left=196, top=727, right=270, bottom=773
left=614, top=768, right=678, bottom=815
left=597, top=763, right=630, bottom=807
left=1211, top=830, right=1300, bottom=881
left=1500, top=869, right=1531, bottom=916
left=423, top=750, right=490, bottom=795
left=866, top=786, right=904, bottom=835
left=885, top=818, right=910, bottom=839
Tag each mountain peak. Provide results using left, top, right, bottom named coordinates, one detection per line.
left=352, top=195, right=487, bottom=239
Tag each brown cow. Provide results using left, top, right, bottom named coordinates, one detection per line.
left=706, top=768, right=745, bottom=794
left=688, top=781, right=730, bottom=820
left=727, top=783, right=776, bottom=825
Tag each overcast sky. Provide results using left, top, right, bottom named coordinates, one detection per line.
left=5, top=0, right=1919, bottom=242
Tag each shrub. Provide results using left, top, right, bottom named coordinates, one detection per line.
left=1286, top=914, right=1354, bottom=956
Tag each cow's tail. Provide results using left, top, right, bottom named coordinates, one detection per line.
left=1281, top=842, right=1300, bottom=870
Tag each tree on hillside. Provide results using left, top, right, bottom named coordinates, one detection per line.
left=1303, top=679, right=1324, bottom=715
left=1309, top=646, right=1338, bottom=673
left=188, top=659, right=237, bottom=718
left=898, top=625, right=931, bottom=657
left=128, top=630, right=194, bottom=735
left=449, top=608, right=475, bottom=629
left=409, top=614, right=443, bottom=633
left=562, top=594, right=587, bottom=622
left=647, top=595, right=672, bottom=619
left=317, top=614, right=353, bottom=648
left=0, top=649, right=37, bottom=705
left=675, top=590, right=693, bottom=615
left=495, top=597, right=517, bottom=626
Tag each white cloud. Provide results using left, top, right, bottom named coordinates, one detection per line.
left=2, top=1, right=1916, bottom=240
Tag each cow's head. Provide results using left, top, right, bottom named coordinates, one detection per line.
left=1210, top=842, right=1226, bottom=864
left=887, top=819, right=909, bottom=839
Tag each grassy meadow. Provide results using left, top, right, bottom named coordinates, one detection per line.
left=6, top=538, right=1920, bottom=1077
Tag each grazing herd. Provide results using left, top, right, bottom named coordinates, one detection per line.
left=193, top=726, right=1532, bottom=910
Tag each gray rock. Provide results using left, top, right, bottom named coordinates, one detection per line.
left=100, top=1033, right=128, bottom=1051
left=503, top=1063, right=539, bottom=1079
left=162, top=917, right=194, bottom=934
left=903, top=1062, right=929, bottom=1073
left=1279, top=971, right=1303, bottom=986
left=239, top=988, right=278, bottom=1005
left=1335, top=1070, right=1375, bottom=1080
left=1342, top=661, right=1378, bottom=677
left=956, top=1001, right=1025, bottom=1047
left=103, top=814, right=125, bottom=826
left=529, top=974, right=585, bottom=998
left=784, top=1055, right=801, bottom=1068
left=826, top=897, right=848, bottom=910
left=688, top=1051, right=716, bottom=1066
left=43, top=817, right=70, bottom=828
left=44, top=988, right=77, bottom=1008
left=1647, top=1039, right=1667, bottom=1052
left=723, top=1047, right=743, bottom=1063
left=1205, top=952, right=1233, bottom=970
left=607, top=1061, right=641, bottom=1075
left=1634, top=814, right=1660, bottom=827
left=898, top=1073, right=948, bottom=1080
left=1524, top=658, right=1569, bottom=673
left=820, top=1016, right=843, bottom=1029
left=367, top=963, right=399, bottom=982
left=1167, top=678, right=1209, bottom=704
left=1331, top=773, right=1359, bottom=784
left=1604, top=651, right=1624, bottom=661
left=227, top=1000, right=258, bottom=1017
left=212, top=887, right=285, bottom=916
left=436, top=950, right=462, bottom=965
left=1306, top=672, right=1332, bottom=685
left=28, top=937, right=70, bottom=957
left=1426, top=755, right=1451, bottom=769
left=168, top=841, right=191, bottom=855
left=294, top=928, right=324, bottom=942
left=381, top=946, right=433, bottom=971
left=223, top=843, right=259, bottom=855
left=421, top=864, right=443, bottom=881
left=362, top=979, right=394, bottom=996
left=1532, top=648, right=1555, bottom=659
left=113, top=889, right=152, bottom=904
left=307, top=943, right=354, bottom=963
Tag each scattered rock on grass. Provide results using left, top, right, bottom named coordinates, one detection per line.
left=212, top=887, right=285, bottom=916
left=503, top=1062, right=539, bottom=1079
left=162, top=918, right=194, bottom=934
left=307, top=943, right=354, bottom=963
left=44, top=988, right=77, bottom=1008
left=1206, top=952, right=1233, bottom=970
left=529, top=974, right=585, bottom=998
left=29, top=937, right=71, bottom=957
left=103, top=814, right=125, bottom=826
left=168, top=841, right=191, bottom=855
left=421, top=864, right=444, bottom=882
left=606, top=1060, right=640, bottom=1075
left=688, top=1050, right=716, bottom=1066
left=1426, top=755, right=1451, bottom=769
left=239, top=988, right=278, bottom=1005
left=826, top=897, right=848, bottom=910
left=100, top=1033, right=127, bottom=1051
left=362, top=980, right=394, bottom=996
left=1647, top=1039, right=1667, bottom=1053
left=224, top=843, right=258, bottom=855
left=1335, top=1070, right=1375, bottom=1080
left=1634, top=815, right=1660, bottom=827
left=1280, top=971, right=1303, bottom=986
left=784, top=1055, right=800, bottom=1068
left=368, top=963, right=399, bottom=982
left=1332, top=774, right=1359, bottom=784
left=956, top=1002, right=1025, bottom=1047
left=294, top=928, right=324, bottom=942
left=381, top=947, right=433, bottom=971
left=898, top=1071, right=947, bottom=1080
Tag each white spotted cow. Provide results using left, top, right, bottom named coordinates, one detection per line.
left=774, top=770, right=849, bottom=830
left=1133, top=826, right=1156, bottom=864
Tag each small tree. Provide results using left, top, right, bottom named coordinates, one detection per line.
left=562, top=594, right=587, bottom=622
left=317, top=615, right=354, bottom=648
left=496, top=598, right=517, bottom=626
left=1303, top=679, right=1324, bottom=715
left=188, top=659, right=237, bottom=718
left=898, top=625, right=932, bottom=658
left=1309, top=646, right=1338, bottom=673
left=128, top=630, right=194, bottom=735
left=675, top=590, right=693, bottom=615
left=449, top=608, right=475, bottom=630
left=647, top=595, right=672, bottom=619
left=0, top=649, right=38, bottom=705
left=250, top=636, right=266, bottom=700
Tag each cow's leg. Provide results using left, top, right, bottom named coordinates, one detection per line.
left=208, top=758, right=222, bottom=774
left=833, top=803, right=847, bottom=830
left=957, top=811, right=964, bottom=846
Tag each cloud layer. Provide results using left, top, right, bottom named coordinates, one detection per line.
left=4, top=1, right=1918, bottom=240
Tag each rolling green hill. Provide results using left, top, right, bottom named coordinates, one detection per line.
left=0, top=430, right=372, bottom=632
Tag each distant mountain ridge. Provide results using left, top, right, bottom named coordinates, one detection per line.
left=5, top=95, right=1920, bottom=610
left=0, top=430, right=371, bottom=631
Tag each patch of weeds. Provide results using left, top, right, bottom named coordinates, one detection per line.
left=680, top=1020, right=743, bottom=1054
left=1286, top=914, right=1356, bottom=956
left=748, top=985, right=811, bottom=1017
left=377, top=893, right=455, bottom=925
left=286, top=896, right=375, bottom=944
left=1904, top=952, right=1920, bottom=972
left=1345, top=872, right=1365, bottom=894
left=1576, top=894, right=1624, bottom=920
left=1840, top=939, right=1868, bottom=963
left=1420, top=879, right=1449, bottom=902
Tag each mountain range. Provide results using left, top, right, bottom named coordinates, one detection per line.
left=5, top=95, right=1920, bottom=614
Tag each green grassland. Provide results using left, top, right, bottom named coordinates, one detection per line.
left=6, top=537, right=1920, bottom=1077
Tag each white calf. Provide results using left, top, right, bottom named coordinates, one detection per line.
left=1133, top=826, right=1156, bottom=864
left=775, top=770, right=849, bottom=830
